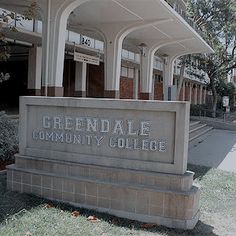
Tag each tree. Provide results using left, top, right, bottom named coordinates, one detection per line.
left=176, top=55, right=187, bottom=100
left=215, top=79, right=236, bottom=108
left=0, top=2, right=38, bottom=83
left=187, top=0, right=236, bottom=116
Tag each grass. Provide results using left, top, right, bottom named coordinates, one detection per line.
left=190, top=165, right=236, bottom=217
left=0, top=165, right=236, bottom=235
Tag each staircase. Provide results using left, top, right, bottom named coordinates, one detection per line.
left=189, top=121, right=213, bottom=142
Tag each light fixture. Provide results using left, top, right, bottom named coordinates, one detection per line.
left=138, top=43, right=148, bottom=57
left=161, top=54, right=169, bottom=64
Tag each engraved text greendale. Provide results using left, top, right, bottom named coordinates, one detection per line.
left=32, top=116, right=167, bottom=152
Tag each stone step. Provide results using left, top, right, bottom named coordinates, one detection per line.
left=189, top=123, right=207, bottom=134
left=189, top=121, right=200, bottom=128
left=189, top=125, right=213, bottom=142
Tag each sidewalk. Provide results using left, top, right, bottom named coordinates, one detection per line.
left=188, top=129, right=236, bottom=173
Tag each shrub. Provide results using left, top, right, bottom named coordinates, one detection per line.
left=190, top=104, right=225, bottom=118
left=190, top=104, right=209, bottom=116
left=0, top=111, right=18, bottom=162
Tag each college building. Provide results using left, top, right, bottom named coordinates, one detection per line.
left=2, top=0, right=214, bottom=229
left=0, top=0, right=212, bottom=110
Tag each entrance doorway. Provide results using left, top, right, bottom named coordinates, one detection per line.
left=87, top=62, right=104, bottom=98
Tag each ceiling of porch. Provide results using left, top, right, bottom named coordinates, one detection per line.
left=0, top=0, right=214, bottom=57
left=67, top=0, right=214, bottom=56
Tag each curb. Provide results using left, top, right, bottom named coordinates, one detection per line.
left=191, top=116, right=236, bottom=131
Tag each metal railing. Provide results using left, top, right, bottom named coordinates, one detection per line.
left=164, top=0, right=204, bottom=39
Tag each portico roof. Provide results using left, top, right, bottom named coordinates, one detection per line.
left=67, top=0, right=214, bottom=55
left=1, top=0, right=213, bottom=57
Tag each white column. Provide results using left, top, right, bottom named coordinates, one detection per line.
left=104, top=33, right=123, bottom=98
left=133, top=68, right=139, bottom=99
left=199, top=85, right=203, bottom=104
left=99, top=20, right=177, bottom=98
left=189, top=83, right=193, bottom=104
left=75, top=62, right=87, bottom=97
left=151, top=74, right=155, bottom=100
left=28, top=46, right=42, bottom=95
left=140, top=50, right=154, bottom=99
left=203, top=87, right=207, bottom=104
left=41, top=0, right=67, bottom=96
left=163, top=57, right=175, bottom=100
left=194, top=85, right=198, bottom=105
left=182, top=81, right=186, bottom=101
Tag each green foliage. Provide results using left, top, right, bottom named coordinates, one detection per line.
left=215, top=79, right=236, bottom=98
left=215, top=79, right=235, bottom=108
left=187, top=0, right=236, bottom=111
left=0, top=111, right=18, bottom=161
left=190, top=104, right=209, bottom=116
left=0, top=1, right=38, bottom=83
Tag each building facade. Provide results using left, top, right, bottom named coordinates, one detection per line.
left=0, top=0, right=212, bottom=110
left=2, top=0, right=215, bottom=229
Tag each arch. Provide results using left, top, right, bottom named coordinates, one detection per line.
left=56, top=1, right=176, bottom=96
left=41, top=0, right=101, bottom=94
left=135, top=38, right=194, bottom=95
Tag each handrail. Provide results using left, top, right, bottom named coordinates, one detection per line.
left=164, top=0, right=204, bottom=39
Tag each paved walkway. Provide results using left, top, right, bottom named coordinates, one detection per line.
left=188, top=129, right=236, bottom=173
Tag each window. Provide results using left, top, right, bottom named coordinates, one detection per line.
left=129, top=52, right=135, bottom=60
left=154, top=74, right=163, bottom=83
left=121, top=66, right=128, bottom=77
left=95, top=40, right=104, bottom=51
left=128, top=68, right=134, bottom=78
left=69, top=31, right=80, bottom=44
left=35, top=20, right=42, bottom=33
left=135, top=54, right=140, bottom=63
left=122, top=49, right=129, bottom=59
left=121, top=66, right=135, bottom=78
left=16, top=18, right=34, bottom=31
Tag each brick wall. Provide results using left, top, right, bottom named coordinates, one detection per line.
left=120, top=77, right=134, bottom=99
left=191, top=86, right=195, bottom=104
left=179, top=87, right=184, bottom=101
left=63, top=59, right=75, bottom=97
left=154, top=81, right=163, bottom=100
left=87, top=63, right=104, bottom=98
left=185, top=85, right=190, bottom=101
left=197, top=86, right=201, bottom=104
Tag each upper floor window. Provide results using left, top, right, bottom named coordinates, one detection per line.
left=121, top=66, right=134, bottom=78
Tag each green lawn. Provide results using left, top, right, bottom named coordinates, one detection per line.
left=0, top=165, right=236, bottom=236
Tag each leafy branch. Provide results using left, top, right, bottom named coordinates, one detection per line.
left=0, top=1, right=38, bottom=83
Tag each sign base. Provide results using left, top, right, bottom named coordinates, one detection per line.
left=7, top=97, right=199, bottom=229
left=7, top=154, right=200, bottom=229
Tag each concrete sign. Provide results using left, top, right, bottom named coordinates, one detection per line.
left=20, top=97, right=189, bottom=174
left=8, top=97, right=200, bottom=230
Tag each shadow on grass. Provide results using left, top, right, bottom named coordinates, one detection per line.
left=3, top=198, right=217, bottom=236
left=1, top=166, right=220, bottom=236
left=1, top=176, right=218, bottom=236
left=0, top=174, right=47, bottom=224
left=74, top=210, right=218, bottom=236
left=188, top=164, right=212, bottom=180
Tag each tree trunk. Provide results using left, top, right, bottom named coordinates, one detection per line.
left=211, top=80, right=217, bottom=118
left=177, top=56, right=187, bottom=100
